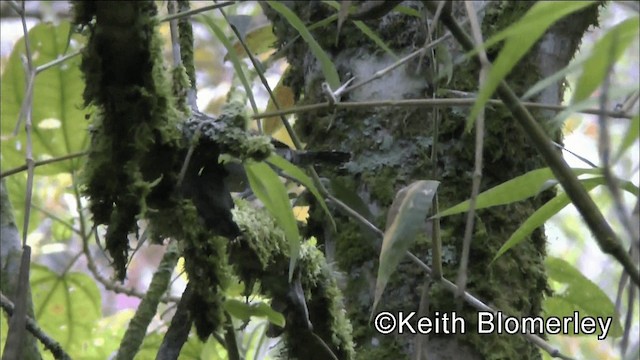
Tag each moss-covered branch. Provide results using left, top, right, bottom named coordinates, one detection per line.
left=115, top=243, right=180, bottom=360
left=230, top=200, right=355, bottom=360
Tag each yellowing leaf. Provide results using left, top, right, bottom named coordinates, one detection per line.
left=263, top=72, right=295, bottom=135
left=372, top=180, right=439, bottom=315
left=225, top=24, right=276, bottom=61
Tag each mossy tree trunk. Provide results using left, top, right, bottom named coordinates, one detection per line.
left=264, top=2, right=598, bottom=359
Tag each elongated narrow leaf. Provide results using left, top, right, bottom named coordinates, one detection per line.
left=544, top=257, right=622, bottom=338
left=614, top=113, right=639, bottom=163
left=467, top=1, right=596, bottom=129
left=435, top=168, right=600, bottom=218
left=245, top=161, right=301, bottom=281
left=372, top=180, right=439, bottom=315
left=267, top=1, right=341, bottom=89
left=0, top=22, right=87, bottom=175
left=492, top=178, right=601, bottom=262
left=572, top=16, right=640, bottom=104
left=266, top=154, right=336, bottom=231
left=30, top=264, right=102, bottom=352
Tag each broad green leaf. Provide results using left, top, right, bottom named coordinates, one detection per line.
left=492, top=178, right=600, bottom=262
left=199, top=15, right=258, bottom=113
left=75, top=309, right=133, bottom=359
left=245, top=161, right=300, bottom=281
left=225, top=24, right=276, bottom=61
left=0, top=22, right=87, bottom=175
left=267, top=1, right=341, bottom=89
left=224, top=299, right=286, bottom=328
left=266, top=153, right=336, bottom=231
left=372, top=180, right=439, bottom=315
left=544, top=257, right=622, bottom=338
left=572, top=16, right=640, bottom=104
left=614, top=113, right=639, bottom=163
left=31, top=264, right=101, bottom=352
left=435, top=167, right=600, bottom=218
left=467, top=1, right=596, bottom=130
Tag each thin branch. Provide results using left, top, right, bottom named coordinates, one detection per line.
left=0, top=151, right=87, bottom=179
left=0, top=293, right=71, bottom=360
left=115, top=242, right=180, bottom=360
left=251, top=97, right=634, bottom=121
left=158, top=2, right=235, bottom=23
left=35, top=49, right=81, bottom=74
left=456, top=0, right=488, bottom=300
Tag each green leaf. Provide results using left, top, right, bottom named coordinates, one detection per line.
left=245, top=161, right=301, bottom=281
left=435, top=167, right=599, bottom=218
left=467, top=1, right=596, bottom=130
left=267, top=1, right=341, bottom=89
left=614, top=113, right=639, bottom=164
left=572, top=16, right=640, bottom=104
left=492, top=178, right=601, bottom=262
left=373, top=180, right=439, bottom=315
left=78, top=309, right=134, bottom=359
left=0, top=22, right=87, bottom=175
left=266, top=154, right=336, bottom=231
left=31, top=264, right=102, bottom=352
left=544, top=257, right=622, bottom=338
left=224, top=299, right=286, bottom=328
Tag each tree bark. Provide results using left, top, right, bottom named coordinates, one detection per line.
left=263, top=2, right=598, bottom=359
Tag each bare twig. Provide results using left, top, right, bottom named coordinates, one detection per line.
left=0, top=151, right=87, bottom=179
left=158, top=1, right=234, bottom=22
left=456, top=0, right=488, bottom=300
left=0, top=293, right=71, bottom=360
left=4, top=2, right=37, bottom=358
left=251, top=97, right=634, bottom=120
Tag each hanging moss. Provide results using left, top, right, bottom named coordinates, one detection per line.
left=74, top=0, right=185, bottom=280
